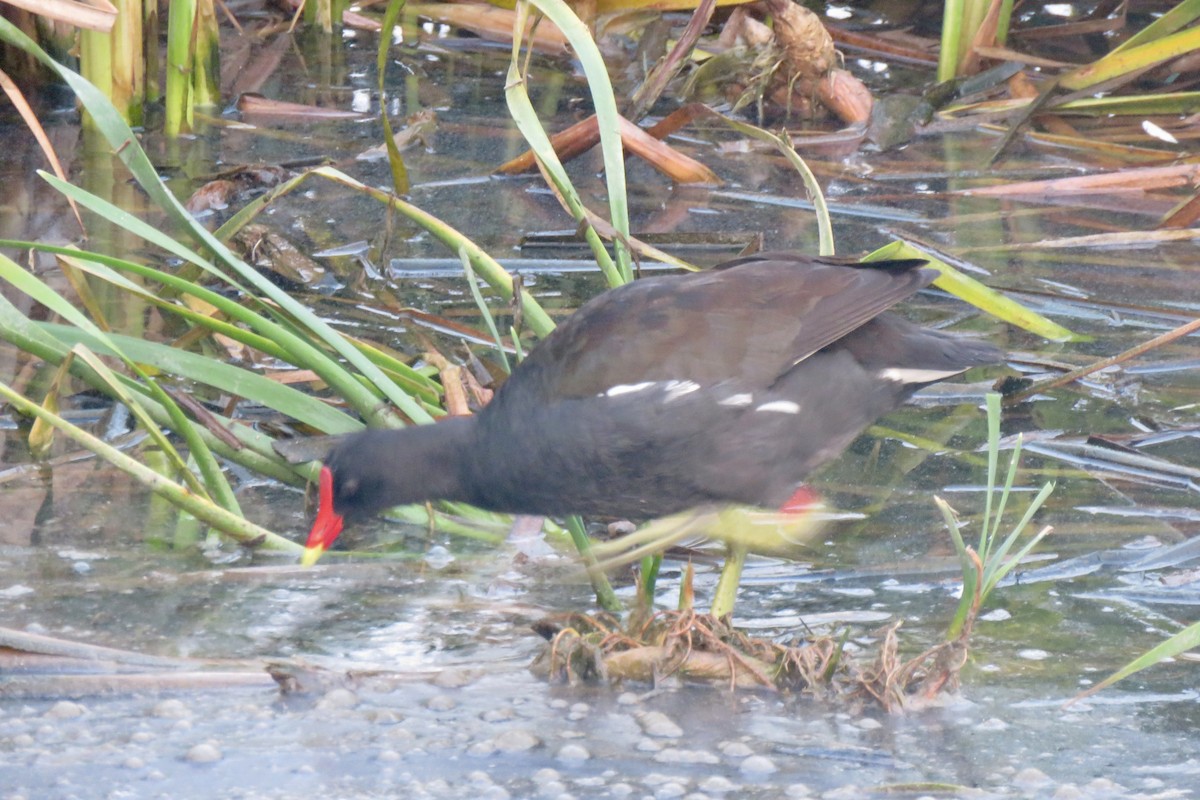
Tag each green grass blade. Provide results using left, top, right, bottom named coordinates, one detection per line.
left=211, top=171, right=314, bottom=242
left=521, top=0, right=631, bottom=282
left=5, top=235, right=405, bottom=424
left=0, top=251, right=241, bottom=513
left=938, top=0, right=965, bottom=81
left=0, top=379, right=299, bottom=553
left=41, top=324, right=363, bottom=435
left=640, top=553, right=662, bottom=610
left=0, top=241, right=279, bottom=353
left=704, top=110, right=834, bottom=256
left=43, top=245, right=440, bottom=404
left=864, top=241, right=1081, bottom=341
left=67, top=343, right=215, bottom=501
left=1056, top=92, right=1200, bottom=116
left=505, top=7, right=623, bottom=287
left=1073, top=619, right=1200, bottom=704
left=995, top=0, right=1014, bottom=44
left=1111, top=0, right=1200, bottom=55
left=987, top=431, right=1023, bottom=546
left=0, top=293, right=304, bottom=484
left=377, top=0, right=411, bottom=195
left=459, top=247, right=511, bottom=374
left=0, top=25, right=421, bottom=424
left=38, top=172, right=257, bottom=294
left=1062, top=25, right=1200, bottom=92
left=982, top=482, right=1055, bottom=594
left=937, top=496, right=971, bottom=569
left=711, top=543, right=746, bottom=619
left=937, top=495, right=977, bottom=639
left=565, top=515, right=621, bottom=613
left=312, top=166, right=558, bottom=338
left=981, top=392, right=1001, bottom=553
left=982, top=522, right=1052, bottom=597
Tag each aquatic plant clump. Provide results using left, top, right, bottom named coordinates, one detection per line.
left=530, top=609, right=972, bottom=711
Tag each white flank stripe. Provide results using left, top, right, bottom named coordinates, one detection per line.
left=755, top=400, right=801, bottom=414
left=719, top=393, right=754, bottom=407
left=604, top=381, right=657, bottom=397
left=877, top=367, right=965, bottom=384
left=662, top=380, right=701, bottom=402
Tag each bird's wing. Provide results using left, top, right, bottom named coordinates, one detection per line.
left=510, top=254, right=938, bottom=401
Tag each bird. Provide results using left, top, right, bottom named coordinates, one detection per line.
left=301, top=252, right=1001, bottom=565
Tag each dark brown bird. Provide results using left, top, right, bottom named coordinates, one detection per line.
left=302, top=253, right=1000, bottom=564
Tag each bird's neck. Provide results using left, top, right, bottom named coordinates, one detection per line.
left=371, top=416, right=479, bottom=507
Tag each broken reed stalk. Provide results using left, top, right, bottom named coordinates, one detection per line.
left=1007, top=315, right=1200, bottom=403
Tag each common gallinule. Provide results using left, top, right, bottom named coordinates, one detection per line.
left=302, top=253, right=1000, bottom=564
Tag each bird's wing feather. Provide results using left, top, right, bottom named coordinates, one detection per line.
left=510, top=255, right=937, bottom=401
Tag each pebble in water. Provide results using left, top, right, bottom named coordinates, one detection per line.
left=184, top=742, right=222, bottom=763
left=424, top=695, right=458, bottom=711
left=44, top=701, right=86, bottom=720
left=1012, top=766, right=1054, bottom=790
left=536, top=780, right=568, bottom=797
left=739, top=755, right=778, bottom=775
left=638, top=711, right=684, bottom=738
left=316, top=688, right=359, bottom=711
left=654, top=748, right=720, bottom=765
left=388, top=727, right=417, bottom=744
left=492, top=728, right=539, bottom=753
left=532, top=768, right=561, bottom=785
left=698, top=776, right=739, bottom=794
left=482, top=707, right=516, bottom=722
left=366, top=708, right=404, bottom=725
left=643, top=772, right=690, bottom=788
left=467, top=739, right=498, bottom=757
left=150, top=699, right=189, bottom=719
left=718, top=741, right=754, bottom=758
left=556, top=743, right=590, bottom=762
left=1083, top=777, right=1124, bottom=793
left=653, top=781, right=687, bottom=798
left=432, top=668, right=480, bottom=689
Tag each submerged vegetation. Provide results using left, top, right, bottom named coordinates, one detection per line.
left=1, top=0, right=1199, bottom=705
left=538, top=394, right=1053, bottom=708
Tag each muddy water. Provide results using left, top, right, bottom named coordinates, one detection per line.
left=3, top=16, right=1200, bottom=800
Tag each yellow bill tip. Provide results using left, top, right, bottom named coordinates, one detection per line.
left=300, top=545, right=326, bottom=568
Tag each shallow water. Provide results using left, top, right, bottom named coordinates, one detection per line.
left=3, top=10, right=1200, bottom=800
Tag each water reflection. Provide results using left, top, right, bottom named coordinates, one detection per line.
left=1, top=18, right=1198, bottom=799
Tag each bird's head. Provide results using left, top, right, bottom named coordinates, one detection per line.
left=301, top=465, right=344, bottom=567
left=300, top=424, right=473, bottom=566
left=301, top=446, right=402, bottom=567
